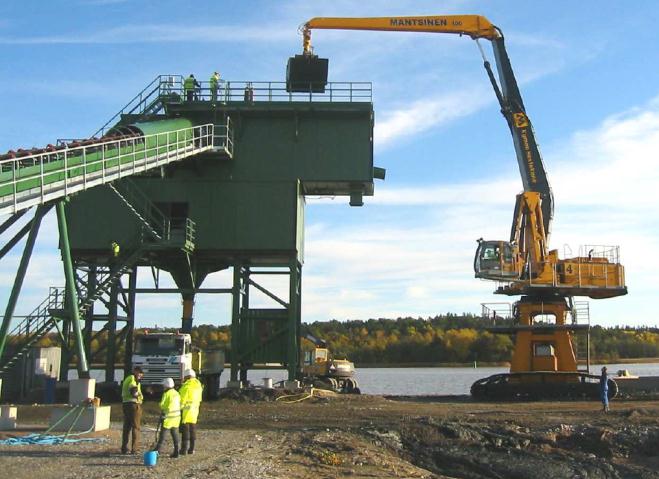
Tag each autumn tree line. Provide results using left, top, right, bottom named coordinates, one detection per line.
left=26, top=314, right=659, bottom=365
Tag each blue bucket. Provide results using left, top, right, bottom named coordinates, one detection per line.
left=143, top=450, right=158, bottom=467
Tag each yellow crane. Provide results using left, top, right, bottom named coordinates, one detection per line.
left=289, top=14, right=626, bottom=400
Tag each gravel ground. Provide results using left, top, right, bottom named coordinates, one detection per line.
left=1, top=395, right=658, bottom=479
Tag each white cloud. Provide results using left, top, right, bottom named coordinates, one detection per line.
left=374, top=85, right=492, bottom=149
left=303, top=94, right=659, bottom=326
left=0, top=24, right=291, bottom=45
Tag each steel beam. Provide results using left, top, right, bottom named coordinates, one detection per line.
left=56, top=201, right=90, bottom=378
left=0, top=208, right=28, bottom=236
left=287, top=260, right=301, bottom=380
left=131, top=288, right=232, bottom=294
left=230, top=265, right=241, bottom=382
left=105, top=281, right=118, bottom=383
left=0, top=218, right=33, bottom=261
left=124, top=267, right=137, bottom=376
left=0, top=205, right=50, bottom=361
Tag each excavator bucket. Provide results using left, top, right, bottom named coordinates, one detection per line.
left=286, top=54, right=328, bottom=93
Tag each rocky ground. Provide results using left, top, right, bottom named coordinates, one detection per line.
left=1, top=394, right=659, bottom=478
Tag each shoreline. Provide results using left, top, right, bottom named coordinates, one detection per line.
left=355, top=357, right=659, bottom=368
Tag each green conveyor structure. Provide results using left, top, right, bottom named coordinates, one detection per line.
left=0, top=118, right=232, bottom=216
left=0, top=74, right=377, bottom=389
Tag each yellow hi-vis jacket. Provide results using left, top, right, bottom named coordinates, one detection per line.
left=159, top=388, right=181, bottom=429
left=183, top=76, right=196, bottom=93
left=121, top=374, right=143, bottom=404
left=179, top=377, right=203, bottom=424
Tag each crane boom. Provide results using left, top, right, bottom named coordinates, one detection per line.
left=302, top=15, right=553, bottom=237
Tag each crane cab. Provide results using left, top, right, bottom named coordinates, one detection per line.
left=474, top=239, right=519, bottom=280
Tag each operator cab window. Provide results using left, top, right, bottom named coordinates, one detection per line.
left=534, top=343, right=555, bottom=357
left=481, top=245, right=500, bottom=261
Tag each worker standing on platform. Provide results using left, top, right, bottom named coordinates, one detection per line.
left=184, top=74, right=200, bottom=102
left=210, top=71, right=221, bottom=104
left=178, top=369, right=203, bottom=455
left=154, top=377, right=181, bottom=458
left=121, top=366, right=143, bottom=454
left=600, top=366, right=610, bottom=412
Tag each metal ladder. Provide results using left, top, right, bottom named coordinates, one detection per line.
left=0, top=288, right=65, bottom=374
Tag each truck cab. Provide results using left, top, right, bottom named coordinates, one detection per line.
left=132, top=332, right=193, bottom=393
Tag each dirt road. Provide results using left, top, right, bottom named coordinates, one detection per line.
left=1, top=394, right=658, bottom=478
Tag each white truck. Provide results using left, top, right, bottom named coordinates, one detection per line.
left=131, top=331, right=224, bottom=399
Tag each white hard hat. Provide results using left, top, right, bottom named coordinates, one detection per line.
left=184, top=369, right=196, bottom=379
left=162, top=377, right=175, bottom=389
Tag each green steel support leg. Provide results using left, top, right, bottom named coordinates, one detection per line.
left=124, top=268, right=137, bottom=376
left=240, top=268, right=250, bottom=383
left=230, top=265, right=241, bottom=382
left=0, top=205, right=49, bottom=361
left=83, top=265, right=97, bottom=361
left=288, top=261, right=301, bottom=381
left=105, top=282, right=118, bottom=383
left=56, top=201, right=90, bottom=378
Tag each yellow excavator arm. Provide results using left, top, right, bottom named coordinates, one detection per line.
left=302, top=15, right=499, bottom=53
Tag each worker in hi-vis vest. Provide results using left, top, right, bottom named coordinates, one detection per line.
left=111, top=241, right=120, bottom=258
left=184, top=74, right=200, bottom=102
left=153, top=377, right=182, bottom=458
left=178, top=369, right=204, bottom=455
left=121, top=366, right=143, bottom=454
left=210, top=71, right=221, bottom=103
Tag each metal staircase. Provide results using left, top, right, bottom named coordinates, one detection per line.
left=92, top=75, right=183, bottom=137
left=109, top=179, right=168, bottom=241
left=0, top=288, right=65, bottom=374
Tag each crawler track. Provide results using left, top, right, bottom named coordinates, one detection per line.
left=471, top=372, right=618, bottom=401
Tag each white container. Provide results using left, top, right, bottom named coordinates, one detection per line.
left=69, top=378, right=96, bottom=405
left=0, top=405, right=17, bottom=430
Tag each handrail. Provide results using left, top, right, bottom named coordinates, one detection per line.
left=7, top=287, right=64, bottom=338
left=176, top=79, right=371, bottom=103
left=0, top=124, right=216, bottom=215
left=91, top=74, right=184, bottom=137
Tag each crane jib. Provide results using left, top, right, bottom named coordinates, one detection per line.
left=389, top=18, right=450, bottom=27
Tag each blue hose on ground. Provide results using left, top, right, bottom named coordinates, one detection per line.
left=0, top=433, right=106, bottom=446
left=0, top=404, right=106, bottom=446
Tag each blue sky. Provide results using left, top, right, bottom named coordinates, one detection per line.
left=1, top=1, right=659, bottom=329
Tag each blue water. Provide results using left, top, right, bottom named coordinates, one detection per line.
left=234, top=362, right=659, bottom=396
left=71, top=362, right=659, bottom=396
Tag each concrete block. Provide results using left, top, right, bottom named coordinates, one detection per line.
left=49, top=405, right=111, bottom=432
left=226, top=380, right=243, bottom=389
left=68, top=378, right=96, bottom=405
left=284, top=380, right=300, bottom=392
left=0, top=405, right=17, bottom=430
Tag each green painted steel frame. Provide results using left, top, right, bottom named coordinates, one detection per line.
left=230, top=261, right=302, bottom=382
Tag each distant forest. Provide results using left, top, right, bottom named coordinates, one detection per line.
left=28, top=314, right=659, bottom=365
left=189, top=314, right=659, bottom=364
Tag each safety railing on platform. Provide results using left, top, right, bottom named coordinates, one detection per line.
left=214, top=118, right=234, bottom=156
left=175, top=80, right=372, bottom=103
left=92, top=74, right=184, bottom=137
left=0, top=124, right=215, bottom=215
left=498, top=244, right=625, bottom=292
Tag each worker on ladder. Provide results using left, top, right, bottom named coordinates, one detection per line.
left=184, top=74, right=200, bottom=102
left=178, top=369, right=203, bottom=455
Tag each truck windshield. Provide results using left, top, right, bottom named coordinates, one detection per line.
left=135, top=337, right=186, bottom=356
